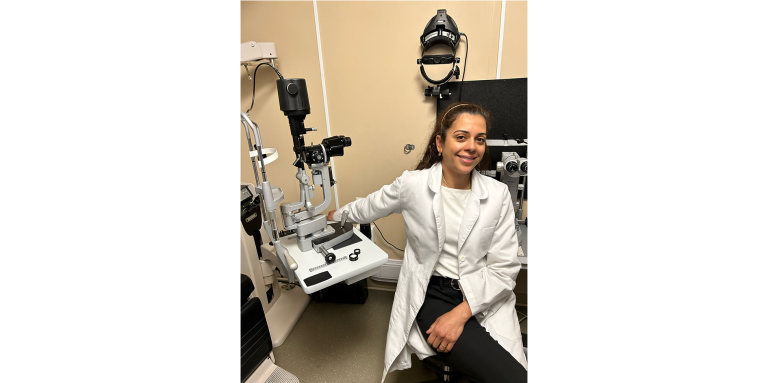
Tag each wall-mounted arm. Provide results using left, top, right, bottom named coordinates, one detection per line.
left=241, top=112, right=269, bottom=185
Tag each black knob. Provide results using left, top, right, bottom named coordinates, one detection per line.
left=325, top=252, right=336, bottom=264
left=287, top=83, right=299, bottom=95
left=506, top=161, right=518, bottom=173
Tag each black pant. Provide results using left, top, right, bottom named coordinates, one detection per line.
left=416, top=277, right=527, bottom=383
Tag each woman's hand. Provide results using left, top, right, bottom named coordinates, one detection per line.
left=426, top=301, right=473, bottom=353
left=326, top=209, right=337, bottom=221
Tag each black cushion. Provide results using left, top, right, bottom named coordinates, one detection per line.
left=241, top=297, right=272, bottom=383
left=241, top=274, right=255, bottom=306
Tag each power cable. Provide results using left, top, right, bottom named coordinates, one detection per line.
left=244, top=62, right=284, bottom=114
left=458, top=32, right=469, bottom=101
left=374, top=223, right=404, bottom=252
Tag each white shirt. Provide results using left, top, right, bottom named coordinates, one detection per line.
left=433, top=186, right=471, bottom=279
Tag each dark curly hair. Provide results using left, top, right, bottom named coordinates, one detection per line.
left=415, top=102, right=492, bottom=171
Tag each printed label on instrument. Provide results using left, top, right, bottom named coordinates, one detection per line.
left=309, top=256, right=348, bottom=272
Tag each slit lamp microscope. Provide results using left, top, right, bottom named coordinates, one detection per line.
left=241, top=78, right=355, bottom=284
left=241, top=42, right=388, bottom=295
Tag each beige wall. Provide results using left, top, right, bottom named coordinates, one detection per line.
left=241, top=1, right=527, bottom=260
left=500, top=1, right=528, bottom=79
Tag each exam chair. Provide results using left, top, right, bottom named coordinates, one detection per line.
left=241, top=274, right=299, bottom=383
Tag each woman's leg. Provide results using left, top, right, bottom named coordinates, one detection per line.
left=416, top=281, right=527, bottom=383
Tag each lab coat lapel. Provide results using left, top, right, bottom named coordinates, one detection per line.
left=433, top=190, right=445, bottom=255
left=457, top=170, right=487, bottom=253
left=457, top=195, right=479, bottom=254
left=429, top=164, right=446, bottom=255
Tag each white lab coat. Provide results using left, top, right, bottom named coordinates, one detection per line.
left=334, top=163, right=527, bottom=382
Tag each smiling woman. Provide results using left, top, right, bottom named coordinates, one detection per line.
left=434, top=110, right=487, bottom=190
left=415, top=102, right=492, bottom=176
left=325, top=101, right=527, bottom=382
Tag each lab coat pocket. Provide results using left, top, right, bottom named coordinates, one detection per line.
left=479, top=226, right=495, bottom=255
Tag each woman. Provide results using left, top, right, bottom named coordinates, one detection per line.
left=327, top=102, right=527, bottom=382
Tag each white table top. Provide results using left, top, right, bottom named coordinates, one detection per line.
left=280, top=228, right=389, bottom=294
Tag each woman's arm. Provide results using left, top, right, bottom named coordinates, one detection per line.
left=327, top=170, right=408, bottom=224
left=459, top=187, right=522, bottom=316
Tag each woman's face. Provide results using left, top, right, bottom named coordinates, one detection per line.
left=436, top=113, right=487, bottom=177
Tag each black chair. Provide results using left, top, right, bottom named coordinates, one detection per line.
left=418, top=356, right=462, bottom=383
left=241, top=274, right=299, bottom=383
left=242, top=274, right=255, bottom=306
left=241, top=275, right=273, bottom=382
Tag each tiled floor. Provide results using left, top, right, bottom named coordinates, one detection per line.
left=272, top=288, right=397, bottom=383
left=271, top=284, right=527, bottom=383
